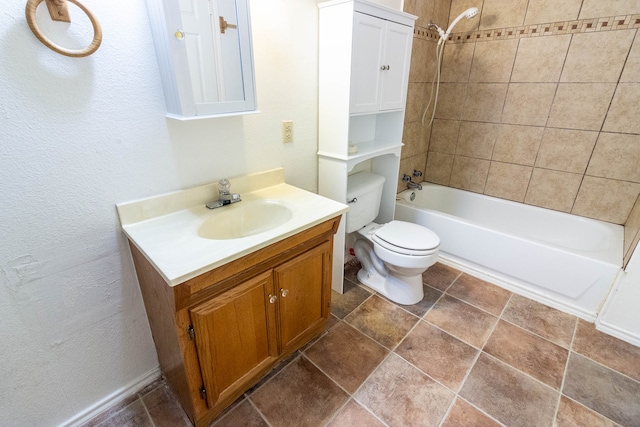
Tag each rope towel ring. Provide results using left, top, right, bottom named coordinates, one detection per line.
left=25, top=0, right=102, bottom=58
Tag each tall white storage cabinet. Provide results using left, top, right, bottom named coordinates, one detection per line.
left=318, top=0, right=416, bottom=293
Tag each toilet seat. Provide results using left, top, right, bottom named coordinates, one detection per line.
left=372, top=220, right=440, bottom=256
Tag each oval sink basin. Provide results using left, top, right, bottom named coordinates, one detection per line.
left=198, top=200, right=293, bottom=240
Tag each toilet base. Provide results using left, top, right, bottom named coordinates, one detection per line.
left=357, top=267, right=424, bottom=305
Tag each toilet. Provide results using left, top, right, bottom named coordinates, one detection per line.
left=347, top=172, right=440, bottom=305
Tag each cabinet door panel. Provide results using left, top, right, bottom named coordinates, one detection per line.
left=275, top=242, right=331, bottom=353
left=350, top=12, right=385, bottom=114
left=190, top=271, right=277, bottom=407
left=379, top=21, right=413, bottom=111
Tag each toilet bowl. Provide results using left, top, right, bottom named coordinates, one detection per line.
left=346, top=172, right=440, bottom=305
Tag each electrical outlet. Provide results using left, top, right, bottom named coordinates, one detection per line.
left=282, top=120, right=293, bottom=143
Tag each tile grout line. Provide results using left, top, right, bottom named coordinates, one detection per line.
left=242, top=351, right=304, bottom=402
left=244, top=396, right=274, bottom=427
left=342, top=266, right=640, bottom=425
left=438, top=291, right=518, bottom=427
left=571, top=349, right=640, bottom=386
left=464, top=293, right=577, bottom=397
left=139, top=396, right=158, bottom=427
left=331, top=272, right=462, bottom=425
left=553, top=315, right=580, bottom=424
left=498, top=316, right=573, bottom=350
left=306, top=349, right=393, bottom=427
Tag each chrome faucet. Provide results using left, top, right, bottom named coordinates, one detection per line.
left=206, top=178, right=242, bottom=209
left=402, top=170, right=423, bottom=190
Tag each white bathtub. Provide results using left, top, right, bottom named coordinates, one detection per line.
left=394, top=183, right=624, bottom=320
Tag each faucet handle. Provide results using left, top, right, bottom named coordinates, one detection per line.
left=412, top=170, right=423, bottom=178
left=217, top=178, right=230, bottom=194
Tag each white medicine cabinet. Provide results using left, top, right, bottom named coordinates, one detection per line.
left=145, top=0, right=257, bottom=119
left=318, top=0, right=416, bottom=292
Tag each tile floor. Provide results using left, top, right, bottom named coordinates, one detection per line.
left=84, top=262, right=640, bottom=427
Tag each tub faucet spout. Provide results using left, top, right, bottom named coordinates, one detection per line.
left=402, top=174, right=422, bottom=190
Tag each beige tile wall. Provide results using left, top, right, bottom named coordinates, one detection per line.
left=402, top=0, right=640, bottom=264
left=399, top=0, right=452, bottom=193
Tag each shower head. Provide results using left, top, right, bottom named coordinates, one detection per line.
left=465, top=7, right=479, bottom=19
left=437, top=6, right=479, bottom=45
left=445, top=7, right=479, bottom=35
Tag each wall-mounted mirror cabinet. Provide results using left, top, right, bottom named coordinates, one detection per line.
left=145, top=0, right=257, bottom=119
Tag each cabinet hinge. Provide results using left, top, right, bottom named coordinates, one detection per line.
left=199, top=386, right=207, bottom=400
left=187, top=325, right=195, bottom=341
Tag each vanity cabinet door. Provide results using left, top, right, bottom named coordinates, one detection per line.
left=190, top=271, right=278, bottom=408
left=274, top=242, right=332, bottom=354
left=350, top=12, right=413, bottom=114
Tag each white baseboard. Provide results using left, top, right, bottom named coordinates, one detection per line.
left=59, top=367, right=161, bottom=427
left=595, top=318, right=640, bottom=347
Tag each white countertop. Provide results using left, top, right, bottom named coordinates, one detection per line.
left=117, top=168, right=348, bottom=286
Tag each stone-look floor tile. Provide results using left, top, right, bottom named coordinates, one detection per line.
left=572, top=319, right=640, bottom=382
left=142, top=383, right=192, bottom=427
left=484, top=320, right=568, bottom=389
left=446, top=273, right=512, bottom=315
left=460, top=353, right=558, bottom=427
left=344, top=262, right=360, bottom=284
left=424, top=294, right=498, bottom=348
left=422, top=262, right=461, bottom=291
left=206, top=396, right=245, bottom=426
left=304, top=322, right=388, bottom=393
left=249, top=356, right=349, bottom=427
left=93, top=400, right=153, bottom=427
left=563, top=352, right=640, bottom=427
left=136, top=378, right=164, bottom=398
left=355, top=354, right=454, bottom=427
left=244, top=351, right=299, bottom=395
left=381, top=284, right=442, bottom=318
left=326, top=313, right=340, bottom=330
left=501, top=294, right=576, bottom=348
left=555, top=395, right=620, bottom=427
left=211, top=399, right=267, bottom=427
left=331, top=278, right=372, bottom=319
left=345, top=295, right=418, bottom=349
left=396, top=321, right=478, bottom=391
left=441, top=398, right=501, bottom=427
left=83, top=395, right=142, bottom=427
left=326, top=400, right=385, bottom=427
left=297, top=315, right=342, bottom=353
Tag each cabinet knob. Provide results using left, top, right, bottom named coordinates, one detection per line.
left=280, top=288, right=289, bottom=298
left=380, top=65, right=390, bottom=71
left=268, top=294, right=278, bottom=304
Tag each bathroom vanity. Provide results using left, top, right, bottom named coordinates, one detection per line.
left=117, top=169, right=347, bottom=426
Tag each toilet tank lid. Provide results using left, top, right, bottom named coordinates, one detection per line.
left=347, top=172, right=386, bottom=199
left=374, top=220, right=440, bottom=251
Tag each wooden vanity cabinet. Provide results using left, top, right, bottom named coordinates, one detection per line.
left=129, top=216, right=339, bottom=427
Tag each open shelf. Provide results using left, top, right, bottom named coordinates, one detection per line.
left=318, top=139, right=403, bottom=171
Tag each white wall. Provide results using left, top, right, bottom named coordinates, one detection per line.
left=0, top=0, right=321, bottom=425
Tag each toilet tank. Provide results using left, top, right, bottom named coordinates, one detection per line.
left=346, top=172, right=386, bottom=233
